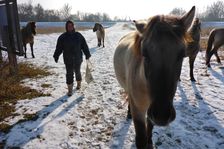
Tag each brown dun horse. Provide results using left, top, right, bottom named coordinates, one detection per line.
left=185, top=18, right=201, bottom=81
left=113, top=6, right=195, bottom=149
left=93, top=23, right=105, bottom=47
left=206, top=28, right=224, bottom=67
left=21, top=21, right=36, bottom=58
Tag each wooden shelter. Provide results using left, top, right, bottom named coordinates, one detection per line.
left=0, top=0, right=23, bottom=74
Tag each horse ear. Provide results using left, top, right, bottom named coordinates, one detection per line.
left=133, top=20, right=146, bottom=34
left=181, top=6, right=195, bottom=30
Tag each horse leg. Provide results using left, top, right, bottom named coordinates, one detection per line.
left=103, top=37, right=105, bottom=48
left=127, top=104, right=132, bottom=119
left=214, top=51, right=221, bottom=64
left=30, top=43, right=35, bottom=58
left=206, top=45, right=219, bottom=67
left=97, top=37, right=101, bottom=47
left=147, top=110, right=154, bottom=149
left=189, top=54, right=197, bottom=82
left=24, top=44, right=27, bottom=58
left=130, top=99, right=148, bottom=149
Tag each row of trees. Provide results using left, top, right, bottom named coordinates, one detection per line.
left=18, top=2, right=128, bottom=22
left=19, top=0, right=224, bottom=22
left=170, top=1, right=224, bottom=21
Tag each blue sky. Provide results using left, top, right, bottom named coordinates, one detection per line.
left=18, top=0, right=219, bottom=19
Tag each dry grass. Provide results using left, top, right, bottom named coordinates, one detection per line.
left=36, top=26, right=92, bottom=34
left=200, top=38, right=207, bottom=50
left=200, top=27, right=213, bottom=37
left=0, top=62, right=51, bottom=125
left=199, top=28, right=211, bottom=50
left=199, top=28, right=214, bottom=51
left=41, top=83, right=52, bottom=88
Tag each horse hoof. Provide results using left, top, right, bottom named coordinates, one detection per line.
left=148, top=144, right=153, bottom=149
left=191, top=78, right=196, bottom=82
left=126, top=113, right=132, bottom=120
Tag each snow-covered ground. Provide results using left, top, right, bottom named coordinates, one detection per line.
left=1, top=23, right=224, bottom=149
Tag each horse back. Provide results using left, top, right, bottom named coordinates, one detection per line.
left=212, top=29, right=224, bottom=45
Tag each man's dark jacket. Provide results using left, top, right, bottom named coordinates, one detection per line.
left=53, top=31, right=91, bottom=65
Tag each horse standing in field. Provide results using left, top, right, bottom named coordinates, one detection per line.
left=21, top=21, right=36, bottom=58
left=185, top=18, right=201, bottom=81
left=113, top=6, right=195, bottom=149
left=93, top=23, right=105, bottom=47
left=206, top=28, right=224, bottom=67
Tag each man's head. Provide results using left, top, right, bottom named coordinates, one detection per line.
left=65, top=20, right=75, bottom=32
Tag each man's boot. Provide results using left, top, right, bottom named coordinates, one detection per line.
left=67, top=84, right=73, bottom=96
left=76, top=81, right=81, bottom=90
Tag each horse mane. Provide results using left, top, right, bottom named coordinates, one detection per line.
left=133, top=33, right=142, bottom=58
left=132, top=15, right=193, bottom=58
left=133, top=16, right=161, bottom=58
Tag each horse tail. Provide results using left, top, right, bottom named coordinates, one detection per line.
left=206, top=29, right=216, bottom=54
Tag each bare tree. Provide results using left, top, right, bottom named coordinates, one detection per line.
left=43, top=10, right=61, bottom=21
left=18, top=0, right=34, bottom=21
left=204, top=0, right=224, bottom=21
left=102, top=13, right=111, bottom=21
left=169, top=8, right=186, bottom=16
left=60, top=3, right=72, bottom=21
left=34, top=3, right=44, bottom=21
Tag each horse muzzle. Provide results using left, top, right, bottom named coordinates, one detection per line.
left=148, top=104, right=176, bottom=126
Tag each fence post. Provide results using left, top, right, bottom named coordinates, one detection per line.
left=0, top=49, right=2, bottom=62
left=5, top=0, right=18, bottom=75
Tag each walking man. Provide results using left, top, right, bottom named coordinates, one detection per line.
left=53, top=20, right=91, bottom=96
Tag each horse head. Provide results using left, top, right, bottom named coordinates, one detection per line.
left=134, top=6, right=195, bottom=126
left=93, top=23, right=100, bottom=32
left=29, top=21, right=36, bottom=35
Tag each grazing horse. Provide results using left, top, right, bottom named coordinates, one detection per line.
left=185, top=18, right=201, bottom=81
left=113, top=6, right=195, bottom=149
left=21, top=21, right=36, bottom=58
left=93, top=23, right=105, bottom=47
left=206, top=28, right=224, bottom=67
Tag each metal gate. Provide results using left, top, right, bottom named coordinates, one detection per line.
left=0, top=0, right=23, bottom=56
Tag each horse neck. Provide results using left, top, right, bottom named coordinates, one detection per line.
left=189, top=25, right=200, bottom=41
left=129, top=56, right=147, bottom=89
left=98, top=26, right=103, bottom=32
left=24, top=25, right=33, bottom=36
